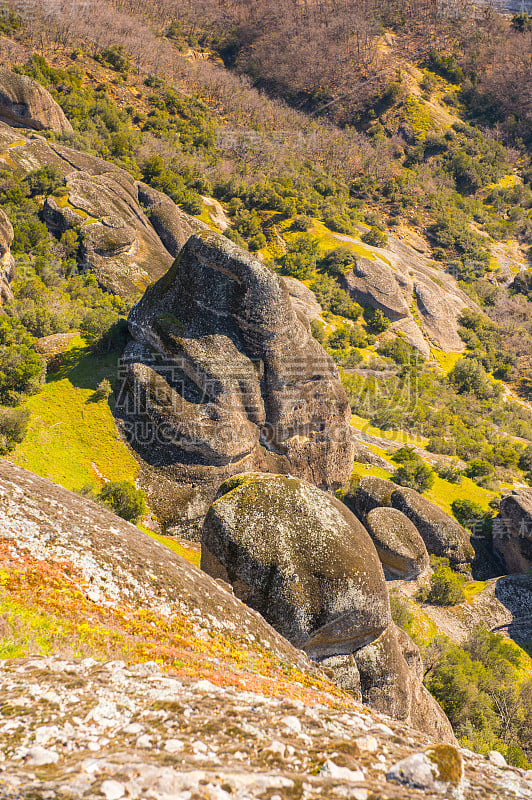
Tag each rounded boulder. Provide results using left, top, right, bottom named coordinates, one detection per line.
left=366, top=507, right=430, bottom=579
left=201, top=473, right=390, bottom=660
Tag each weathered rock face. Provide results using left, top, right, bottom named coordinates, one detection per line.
left=44, top=170, right=174, bottom=298
left=0, top=122, right=204, bottom=299
left=201, top=473, right=391, bottom=658
left=390, top=486, right=474, bottom=571
left=0, top=69, right=73, bottom=133
left=343, top=257, right=410, bottom=321
left=281, top=276, right=323, bottom=321
left=118, top=232, right=354, bottom=534
left=201, top=472, right=454, bottom=742
left=355, top=623, right=455, bottom=743
left=0, top=206, right=14, bottom=305
left=137, top=181, right=210, bottom=257
left=366, top=507, right=430, bottom=579
left=343, top=475, right=396, bottom=522
left=414, top=277, right=465, bottom=352
left=493, top=489, right=532, bottom=573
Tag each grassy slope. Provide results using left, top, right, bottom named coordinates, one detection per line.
left=9, top=337, right=138, bottom=492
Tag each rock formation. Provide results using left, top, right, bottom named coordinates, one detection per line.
left=0, top=69, right=73, bottom=133
left=137, top=181, right=210, bottom=257
left=493, top=489, right=532, bottom=573
left=117, top=231, right=354, bottom=535
left=365, top=507, right=430, bottom=579
left=0, top=206, right=14, bottom=305
left=343, top=476, right=474, bottom=571
left=343, top=256, right=410, bottom=321
left=201, top=472, right=455, bottom=741
left=391, top=486, right=474, bottom=571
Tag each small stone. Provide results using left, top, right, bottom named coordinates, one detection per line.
left=164, top=739, right=185, bottom=754
left=87, top=741, right=101, bottom=752
left=487, top=750, right=507, bottom=768
left=387, top=753, right=440, bottom=791
left=281, top=715, right=302, bottom=734
left=25, top=746, right=59, bottom=766
left=264, top=741, right=286, bottom=758
left=123, top=722, right=143, bottom=734
left=355, top=735, right=379, bottom=753
left=136, top=734, right=152, bottom=748
left=320, top=759, right=364, bottom=782
left=100, top=779, right=125, bottom=800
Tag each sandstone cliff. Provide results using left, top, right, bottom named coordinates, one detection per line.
left=0, top=69, right=73, bottom=133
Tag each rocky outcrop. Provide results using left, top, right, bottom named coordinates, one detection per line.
left=341, top=477, right=473, bottom=571
left=118, top=232, right=354, bottom=535
left=390, top=486, right=474, bottom=571
left=356, top=623, right=455, bottom=743
left=282, top=276, right=323, bottom=321
left=201, top=473, right=391, bottom=658
left=366, top=507, right=430, bottom=579
left=343, top=256, right=410, bottom=321
left=44, top=170, right=174, bottom=298
left=0, top=206, right=14, bottom=305
left=414, top=277, right=465, bottom=352
left=201, top=472, right=454, bottom=741
left=137, top=181, right=210, bottom=257
left=493, top=489, right=532, bottom=573
left=0, top=69, right=73, bottom=133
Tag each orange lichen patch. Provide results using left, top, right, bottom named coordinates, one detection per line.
left=0, top=538, right=353, bottom=709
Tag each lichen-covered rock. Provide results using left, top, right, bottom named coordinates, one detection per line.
left=366, top=507, right=430, bottom=579
left=0, top=69, right=73, bottom=133
left=201, top=473, right=390, bottom=659
left=390, top=486, right=474, bottom=570
left=0, top=206, right=14, bottom=305
left=343, top=257, right=410, bottom=321
left=493, top=489, right=532, bottom=573
left=137, top=182, right=210, bottom=257
left=44, top=171, right=174, bottom=297
left=118, top=232, right=354, bottom=534
left=355, top=623, right=455, bottom=743
left=342, top=475, right=396, bottom=522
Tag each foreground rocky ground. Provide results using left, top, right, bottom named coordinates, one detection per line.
left=1, top=655, right=532, bottom=800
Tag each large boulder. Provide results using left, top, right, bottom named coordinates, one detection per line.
left=391, top=486, right=474, bottom=570
left=366, top=507, right=430, bottom=579
left=342, top=475, right=396, bottom=522
left=0, top=206, right=14, bottom=305
left=201, top=472, right=455, bottom=742
left=414, top=277, right=465, bottom=352
left=343, top=256, right=410, bottom=321
left=118, top=231, right=354, bottom=535
left=0, top=70, right=73, bottom=133
left=201, top=473, right=391, bottom=658
left=493, top=489, right=532, bottom=573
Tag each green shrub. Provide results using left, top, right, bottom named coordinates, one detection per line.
left=0, top=406, right=30, bottom=454
left=361, top=226, right=388, bottom=247
left=449, top=358, right=492, bottom=398
left=98, top=481, right=146, bottom=522
left=277, top=235, right=318, bottom=280
left=393, top=460, right=434, bottom=493
left=292, top=215, right=312, bottom=232
left=451, top=499, right=491, bottom=534
left=364, top=307, right=390, bottom=333
left=24, top=166, right=65, bottom=197
left=92, top=379, right=112, bottom=402
left=319, top=246, right=356, bottom=277
left=96, top=45, right=130, bottom=75
left=435, top=460, right=462, bottom=484
left=418, top=556, right=466, bottom=605
left=465, top=458, right=495, bottom=480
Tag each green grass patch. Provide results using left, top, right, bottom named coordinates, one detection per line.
left=140, top=526, right=201, bottom=567
left=426, top=474, right=496, bottom=517
left=431, top=350, right=461, bottom=374
left=463, top=580, right=491, bottom=602
left=9, top=336, right=138, bottom=492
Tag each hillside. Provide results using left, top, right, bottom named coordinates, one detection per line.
left=1, top=0, right=532, bottom=791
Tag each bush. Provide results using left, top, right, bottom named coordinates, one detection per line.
left=98, top=481, right=146, bottom=522
left=24, top=166, right=65, bottom=197
left=393, top=460, right=434, bottom=493
left=0, top=406, right=30, bottom=454
left=449, top=358, right=492, bottom=398
left=361, top=226, right=388, bottom=248
left=292, top=215, right=312, bottom=232
left=96, top=45, right=130, bottom=75
left=465, top=458, right=495, bottom=480
left=319, top=246, right=356, bottom=277
left=418, top=556, right=466, bottom=605
left=435, top=460, right=462, bottom=484
left=451, top=499, right=491, bottom=534
left=277, top=235, right=318, bottom=280
left=364, top=307, right=390, bottom=333
left=92, top=379, right=112, bottom=402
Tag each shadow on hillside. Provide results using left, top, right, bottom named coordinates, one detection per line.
left=493, top=574, right=532, bottom=655
left=47, top=344, right=122, bottom=393
left=471, top=535, right=505, bottom=581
